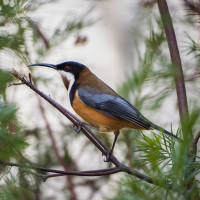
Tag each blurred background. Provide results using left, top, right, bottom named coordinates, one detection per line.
left=0, top=0, right=200, bottom=200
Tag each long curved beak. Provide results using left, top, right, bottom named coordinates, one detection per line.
left=29, top=63, right=57, bottom=70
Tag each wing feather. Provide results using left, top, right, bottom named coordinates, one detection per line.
left=78, top=87, right=151, bottom=129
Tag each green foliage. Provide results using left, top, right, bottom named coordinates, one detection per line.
left=110, top=131, right=200, bottom=200
left=0, top=70, right=28, bottom=160
left=0, top=61, right=31, bottom=198
left=185, top=33, right=200, bottom=58
left=1, top=0, right=200, bottom=199
left=0, top=0, right=26, bottom=18
left=118, top=16, right=174, bottom=113
left=0, top=175, right=35, bottom=200
left=0, top=70, right=13, bottom=95
left=0, top=122, right=27, bottom=160
left=110, top=7, right=200, bottom=200
left=0, top=0, right=30, bottom=64
left=134, top=132, right=173, bottom=170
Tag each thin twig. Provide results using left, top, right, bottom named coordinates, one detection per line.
left=7, top=82, right=24, bottom=87
left=190, top=131, right=200, bottom=155
left=191, top=131, right=200, bottom=147
left=0, top=160, right=173, bottom=189
left=0, top=160, right=119, bottom=177
left=29, top=20, right=49, bottom=49
left=185, top=71, right=200, bottom=82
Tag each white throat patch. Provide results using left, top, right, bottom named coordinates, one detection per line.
left=59, top=71, right=75, bottom=94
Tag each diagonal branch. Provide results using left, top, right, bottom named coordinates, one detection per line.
left=190, top=131, right=200, bottom=155
left=8, top=69, right=174, bottom=189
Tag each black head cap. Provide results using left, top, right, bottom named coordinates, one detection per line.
left=29, top=61, right=85, bottom=78
left=56, top=61, right=85, bottom=77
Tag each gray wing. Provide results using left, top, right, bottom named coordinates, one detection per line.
left=78, top=87, right=151, bottom=129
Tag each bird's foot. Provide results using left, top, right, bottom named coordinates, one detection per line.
left=103, top=151, right=112, bottom=162
left=73, top=122, right=99, bottom=133
left=73, top=122, right=83, bottom=133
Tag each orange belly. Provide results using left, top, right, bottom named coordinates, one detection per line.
left=72, top=91, right=144, bottom=132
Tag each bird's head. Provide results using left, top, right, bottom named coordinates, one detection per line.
left=29, top=61, right=85, bottom=90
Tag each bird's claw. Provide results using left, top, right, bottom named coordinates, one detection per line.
left=73, top=122, right=83, bottom=133
left=73, top=122, right=99, bottom=133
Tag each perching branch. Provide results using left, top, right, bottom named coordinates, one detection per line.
left=7, top=69, right=174, bottom=189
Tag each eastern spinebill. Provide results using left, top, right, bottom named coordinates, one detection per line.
left=29, top=61, right=179, bottom=162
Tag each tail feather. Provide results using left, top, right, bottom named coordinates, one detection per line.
left=150, top=123, right=181, bottom=141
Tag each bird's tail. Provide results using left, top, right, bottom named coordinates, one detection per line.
left=150, top=123, right=181, bottom=141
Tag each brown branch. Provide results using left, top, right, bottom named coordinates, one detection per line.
left=190, top=131, right=200, bottom=155
left=0, top=160, right=120, bottom=179
left=157, top=0, right=192, bottom=140
left=191, top=131, right=200, bottom=147
left=8, top=69, right=174, bottom=189
left=29, top=20, right=49, bottom=49
left=157, top=1, right=199, bottom=199
left=185, top=70, right=200, bottom=82
left=0, top=160, right=173, bottom=189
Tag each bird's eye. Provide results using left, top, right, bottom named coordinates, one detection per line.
left=65, top=66, right=69, bottom=71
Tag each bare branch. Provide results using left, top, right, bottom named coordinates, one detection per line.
left=0, top=160, right=173, bottom=189
left=7, top=82, right=24, bottom=87
left=190, top=131, right=200, bottom=155
left=0, top=160, right=118, bottom=178
left=157, top=0, right=192, bottom=140
left=29, top=20, right=49, bottom=49
left=192, top=131, right=200, bottom=147
left=157, top=1, right=199, bottom=198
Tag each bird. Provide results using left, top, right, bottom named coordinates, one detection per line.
left=29, top=61, right=179, bottom=162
